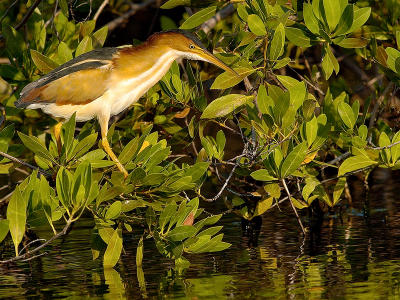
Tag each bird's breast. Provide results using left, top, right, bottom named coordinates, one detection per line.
left=108, top=50, right=179, bottom=116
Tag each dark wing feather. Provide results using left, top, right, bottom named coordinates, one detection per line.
left=16, top=47, right=118, bottom=108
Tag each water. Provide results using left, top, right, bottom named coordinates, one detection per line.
left=1, top=168, right=400, bottom=299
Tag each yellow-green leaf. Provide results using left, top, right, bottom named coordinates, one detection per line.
left=201, top=94, right=254, bottom=119
left=247, top=14, right=266, bottom=36
left=180, top=6, right=216, bottom=29
left=30, top=50, right=59, bottom=74
left=103, top=229, right=123, bottom=268
left=7, top=186, right=27, bottom=256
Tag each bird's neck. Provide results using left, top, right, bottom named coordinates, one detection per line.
left=113, top=43, right=179, bottom=80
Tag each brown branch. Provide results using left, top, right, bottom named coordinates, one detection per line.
left=0, top=150, right=51, bottom=177
left=0, top=220, right=71, bottom=264
left=106, top=0, right=156, bottom=32
left=200, top=4, right=235, bottom=34
left=93, top=0, right=109, bottom=21
left=0, top=0, right=42, bottom=40
left=368, top=82, right=394, bottom=141
left=282, top=178, right=306, bottom=235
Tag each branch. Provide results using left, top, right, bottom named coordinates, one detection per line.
left=0, top=0, right=43, bottom=40
left=0, top=220, right=72, bottom=264
left=368, top=82, right=394, bottom=141
left=200, top=4, right=235, bottom=34
left=202, top=164, right=238, bottom=202
left=282, top=178, right=306, bottom=235
left=368, top=140, right=400, bottom=151
left=106, top=0, right=156, bottom=32
left=0, top=150, right=51, bottom=177
left=93, top=0, right=109, bottom=21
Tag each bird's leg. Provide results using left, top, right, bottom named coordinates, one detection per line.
left=54, top=121, right=63, bottom=156
left=99, top=115, right=128, bottom=178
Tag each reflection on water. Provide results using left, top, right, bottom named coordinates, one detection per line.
left=1, top=169, right=400, bottom=299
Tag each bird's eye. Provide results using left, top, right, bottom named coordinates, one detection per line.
left=189, top=44, right=195, bottom=49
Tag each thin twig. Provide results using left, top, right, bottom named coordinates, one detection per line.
left=368, top=140, right=400, bottom=150
left=368, top=82, right=394, bottom=142
left=0, top=150, right=51, bottom=177
left=0, top=0, right=19, bottom=24
left=0, top=0, right=42, bottom=40
left=106, top=0, right=156, bottom=32
left=93, top=0, right=109, bottom=21
left=282, top=178, right=306, bottom=235
left=203, top=164, right=238, bottom=202
left=201, top=4, right=235, bottom=34
left=0, top=220, right=72, bottom=264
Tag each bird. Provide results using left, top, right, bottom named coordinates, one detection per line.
left=15, top=29, right=237, bottom=178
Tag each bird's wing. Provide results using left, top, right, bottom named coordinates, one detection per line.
left=16, top=47, right=119, bottom=108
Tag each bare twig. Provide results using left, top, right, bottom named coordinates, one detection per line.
left=106, top=0, right=156, bottom=32
left=203, top=164, right=238, bottom=202
left=0, top=0, right=42, bottom=40
left=368, top=140, right=400, bottom=150
left=282, top=178, right=306, bottom=235
left=93, top=0, right=109, bottom=21
left=368, top=82, right=394, bottom=142
left=0, top=0, right=19, bottom=24
left=0, top=150, right=51, bottom=177
left=0, top=220, right=72, bottom=264
left=201, top=4, right=235, bottom=34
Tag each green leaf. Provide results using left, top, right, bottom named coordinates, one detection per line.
left=103, top=229, right=123, bottom=268
left=161, top=0, right=190, bottom=9
left=30, top=50, right=59, bottom=74
left=279, top=142, right=308, bottom=178
left=303, top=3, right=320, bottom=34
left=59, top=0, right=69, bottom=17
left=180, top=6, right=216, bottom=29
left=333, top=177, right=346, bottom=204
left=269, top=23, right=285, bottom=60
left=385, top=47, right=400, bottom=73
left=0, top=219, right=9, bottom=243
left=159, top=202, right=178, bottom=232
left=167, top=225, right=197, bottom=242
left=105, top=201, right=122, bottom=220
left=247, top=14, right=267, bottom=36
left=57, top=42, right=73, bottom=64
left=69, top=133, right=98, bottom=160
left=254, top=197, right=273, bottom=216
left=285, top=27, right=313, bottom=47
left=136, top=236, right=143, bottom=267
left=92, top=26, right=108, bottom=48
left=0, top=65, right=25, bottom=81
left=335, top=38, right=368, bottom=48
left=184, top=162, right=209, bottom=182
left=18, top=132, right=55, bottom=163
left=75, top=36, right=93, bottom=57
left=349, top=7, right=371, bottom=33
left=7, top=185, right=27, bottom=256
left=338, top=155, right=376, bottom=176
left=201, top=94, right=254, bottom=119
left=250, top=169, right=276, bottom=181
left=2, top=24, right=26, bottom=60
left=306, top=116, right=318, bottom=146
left=211, top=67, right=254, bottom=90
left=334, top=5, right=353, bottom=36
left=257, top=84, right=274, bottom=114
left=391, top=131, right=400, bottom=163
left=326, top=45, right=339, bottom=74
left=338, top=101, right=356, bottom=129
left=323, top=0, right=341, bottom=32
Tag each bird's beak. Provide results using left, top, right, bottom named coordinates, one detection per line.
left=200, top=50, right=239, bottom=76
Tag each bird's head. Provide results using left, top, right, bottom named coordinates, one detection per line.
left=151, top=30, right=238, bottom=76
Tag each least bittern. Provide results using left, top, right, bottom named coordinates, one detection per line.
left=15, top=30, right=236, bottom=177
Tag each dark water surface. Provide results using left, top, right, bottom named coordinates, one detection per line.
left=1, top=168, right=400, bottom=299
